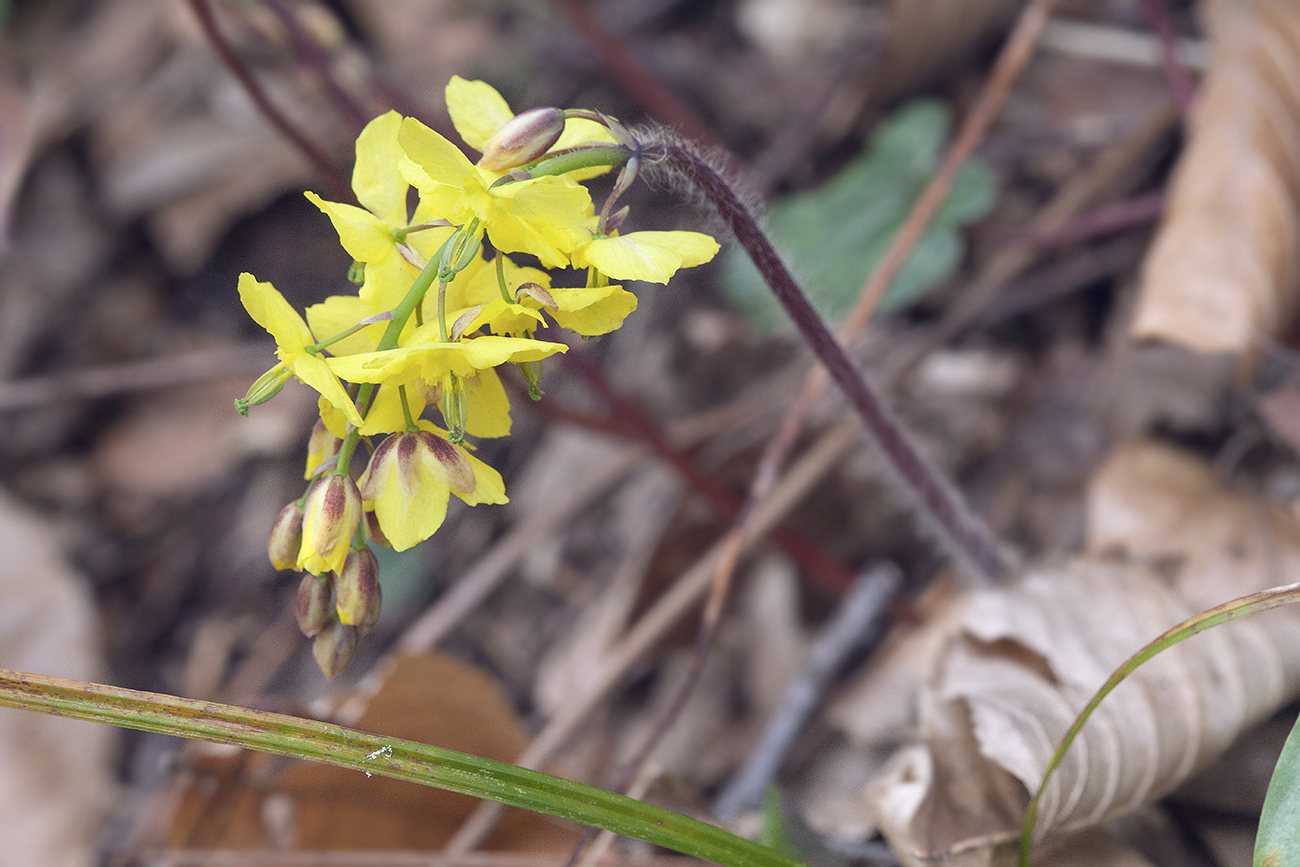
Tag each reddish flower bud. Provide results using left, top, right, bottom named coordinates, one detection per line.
left=336, top=548, right=381, bottom=633
left=479, top=107, right=565, bottom=172
left=300, top=474, right=363, bottom=575
left=267, top=501, right=305, bottom=571
left=295, top=573, right=333, bottom=637
left=305, top=418, right=342, bottom=479
left=312, top=620, right=357, bottom=679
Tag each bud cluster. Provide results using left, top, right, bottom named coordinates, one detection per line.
left=239, top=75, right=720, bottom=676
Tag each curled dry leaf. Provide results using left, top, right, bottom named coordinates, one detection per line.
left=868, top=439, right=1300, bottom=865
left=167, top=652, right=579, bottom=852
left=1132, top=0, right=1300, bottom=355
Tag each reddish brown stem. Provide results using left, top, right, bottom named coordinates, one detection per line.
left=648, top=140, right=1010, bottom=584
left=189, top=0, right=354, bottom=204
left=521, top=348, right=855, bottom=594
left=1138, top=0, right=1198, bottom=120
left=549, top=0, right=721, bottom=149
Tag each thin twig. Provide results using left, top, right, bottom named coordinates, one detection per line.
left=188, top=0, right=354, bottom=204
left=0, top=345, right=274, bottom=411
left=549, top=0, right=720, bottom=149
left=998, top=191, right=1165, bottom=249
left=263, top=0, right=372, bottom=136
left=712, top=564, right=902, bottom=819
left=1137, top=0, right=1198, bottom=120
left=554, top=341, right=855, bottom=594
left=444, top=421, right=861, bottom=853
left=399, top=451, right=640, bottom=653
left=144, top=851, right=700, bottom=867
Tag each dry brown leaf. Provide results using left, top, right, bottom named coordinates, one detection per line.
left=167, top=652, right=580, bottom=853
left=1131, top=0, right=1300, bottom=355
left=867, top=439, right=1300, bottom=865
left=0, top=490, right=114, bottom=867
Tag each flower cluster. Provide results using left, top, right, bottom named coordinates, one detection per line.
left=239, top=77, right=719, bottom=676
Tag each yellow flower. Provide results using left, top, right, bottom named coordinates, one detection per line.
left=449, top=255, right=638, bottom=338
left=358, top=423, right=507, bottom=551
left=326, top=331, right=566, bottom=437
left=238, top=273, right=363, bottom=428
left=306, top=111, right=453, bottom=312
left=571, top=230, right=721, bottom=285
left=398, top=116, right=593, bottom=269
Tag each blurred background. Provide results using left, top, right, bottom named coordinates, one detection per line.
left=2, top=1, right=1260, bottom=866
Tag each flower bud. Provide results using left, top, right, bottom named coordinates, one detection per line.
left=267, top=501, right=305, bottom=571
left=312, top=620, right=357, bottom=679
left=336, top=548, right=381, bottom=632
left=295, top=573, right=333, bottom=637
left=300, top=474, right=363, bottom=575
left=305, top=418, right=342, bottom=479
left=479, top=107, right=565, bottom=172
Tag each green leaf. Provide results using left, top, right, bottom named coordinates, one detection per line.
left=0, top=668, right=804, bottom=867
left=721, top=99, right=996, bottom=332
left=1257, top=711, right=1300, bottom=867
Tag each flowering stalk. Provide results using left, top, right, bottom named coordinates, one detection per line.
left=644, top=140, right=1011, bottom=583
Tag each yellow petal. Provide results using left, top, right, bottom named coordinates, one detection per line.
left=548, top=285, right=638, bottom=336
left=446, top=76, right=514, bottom=153
left=351, top=111, right=408, bottom=224
left=291, top=355, right=365, bottom=428
left=398, top=117, right=477, bottom=198
left=458, top=449, right=508, bottom=506
left=459, top=366, right=512, bottom=438
left=238, top=273, right=312, bottom=352
left=305, top=192, right=394, bottom=264
left=369, top=451, right=451, bottom=551
left=574, top=231, right=720, bottom=284
left=306, top=295, right=386, bottom=357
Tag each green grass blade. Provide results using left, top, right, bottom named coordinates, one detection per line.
left=0, top=668, right=803, bottom=867
left=1019, top=581, right=1300, bottom=867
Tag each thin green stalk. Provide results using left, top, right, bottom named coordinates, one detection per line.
left=0, top=669, right=802, bottom=867
left=1019, top=581, right=1300, bottom=866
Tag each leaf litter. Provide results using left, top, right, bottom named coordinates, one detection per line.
left=5, top=1, right=1300, bottom=866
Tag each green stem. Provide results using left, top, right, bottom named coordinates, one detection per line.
left=523, top=144, right=631, bottom=179
left=495, top=253, right=513, bottom=303
left=0, top=670, right=801, bottom=867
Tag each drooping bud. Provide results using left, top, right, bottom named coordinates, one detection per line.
left=335, top=547, right=381, bottom=633
left=295, top=573, right=333, bottom=637
left=312, top=620, right=357, bottom=679
left=305, top=418, right=342, bottom=479
left=268, top=501, right=305, bottom=570
left=479, top=106, right=565, bottom=172
left=300, top=474, right=363, bottom=575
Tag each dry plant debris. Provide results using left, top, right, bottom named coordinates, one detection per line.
left=6, top=1, right=1300, bottom=866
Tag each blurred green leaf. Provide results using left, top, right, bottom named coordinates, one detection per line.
left=1257, top=710, right=1300, bottom=866
left=721, top=99, right=995, bottom=332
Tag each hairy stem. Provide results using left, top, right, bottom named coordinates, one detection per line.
left=646, top=141, right=1010, bottom=583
